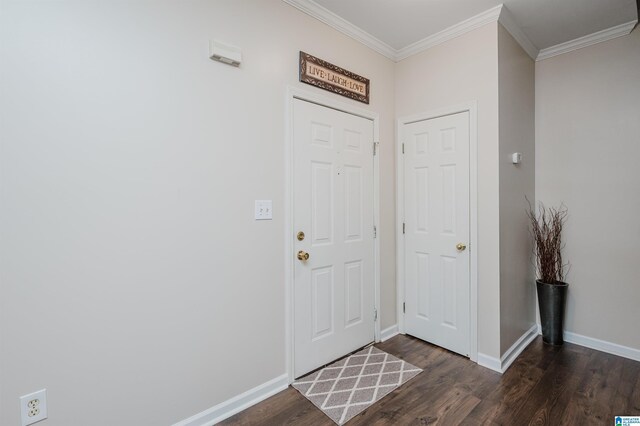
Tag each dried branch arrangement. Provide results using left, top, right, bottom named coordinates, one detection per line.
left=527, top=200, right=568, bottom=284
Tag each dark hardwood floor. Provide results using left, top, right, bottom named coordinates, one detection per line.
left=221, top=334, right=640, bottom=425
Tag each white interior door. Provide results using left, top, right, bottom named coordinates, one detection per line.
left=293, top=99, right=375, bottom=378
left=402, top=112, right=470, bottom=357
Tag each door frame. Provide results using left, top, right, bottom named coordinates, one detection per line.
left=284, top=86, right=381, bottom=383
left=396, top=102, right=479, bottom=363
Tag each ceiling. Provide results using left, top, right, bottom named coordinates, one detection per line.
left=311, top=0, right=638, bottom=51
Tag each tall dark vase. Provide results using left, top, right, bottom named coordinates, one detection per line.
left=536, top=280, right=568, bottom=345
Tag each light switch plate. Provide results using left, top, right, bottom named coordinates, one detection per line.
left=255, top=200, right=273, bottom=220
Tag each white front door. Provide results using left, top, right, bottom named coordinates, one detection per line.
left=402, top=112, right=470, bottom=357
left=293, top=98, right=375, bottom=378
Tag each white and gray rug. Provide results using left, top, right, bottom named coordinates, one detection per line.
left=292, top=346, right=422, bottom=425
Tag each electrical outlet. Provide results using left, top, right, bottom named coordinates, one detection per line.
left=20, top=389, right=47, bottom=426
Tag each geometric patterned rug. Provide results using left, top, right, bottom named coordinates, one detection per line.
left=292, top=346, right=422, bottom=425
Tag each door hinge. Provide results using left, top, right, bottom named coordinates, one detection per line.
left=374, top=309, right=378, bottom=321
left=373, top=225, right=377, bottom=238
left=402, top=222, right=405, bottom=234
left=403, top=302, right=406, bottom=313
left=373, top=141, right=379, bottom=156
left=402, top=143, right=405, bottom=154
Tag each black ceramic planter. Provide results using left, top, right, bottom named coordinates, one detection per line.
left=536, top=280, right=568, bottom=345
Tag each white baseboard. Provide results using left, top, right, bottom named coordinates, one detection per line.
left=380, top=324, right=400, bottom=342
left=478, top=324, right=538, bottom=374
left=477, top=352, right=502, bottom=373
left=536, top=324, right=640, bottom=362
left=500, top=324, right=539, bottom=372
left=172, top=374, right=289, bottom=426
left=564, top=331, right=640, bottom=362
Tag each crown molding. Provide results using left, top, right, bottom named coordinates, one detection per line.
left=282, top=0, right=397, bottom=60
left=498, top=5, right=539, bottom=59
left=283, top=0, right=637, bottom=64
left=396, top=5, right=504, bottom=61
left=282, top=0, right=506, bottom=62
left=537, top=20, right=638, bottom=61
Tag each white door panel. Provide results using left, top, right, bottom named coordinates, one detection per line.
left=293, top=99, right=375, bottom=378
left=403, top=112, right=470, bottom=356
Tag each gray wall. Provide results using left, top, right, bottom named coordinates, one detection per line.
left=536, top=28, right=640, bottom=351
left=395, top=23, right=502, bottom=359
left=0, top=1, right=396, bottom=424
left=498, top=24, right=537, bottom=355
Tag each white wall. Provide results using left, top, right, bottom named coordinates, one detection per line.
left=0, top=1, right=396, bottom=424
left=536, top=27, right=640, bottom=351
left=395, top=23, right=502, bottom=359
left=497, top=24, right=536, bottom=354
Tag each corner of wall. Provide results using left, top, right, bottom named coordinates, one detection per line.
left=497, top=23, right=537, bottom=357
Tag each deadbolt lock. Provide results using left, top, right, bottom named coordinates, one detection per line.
left=297, top=231, right=305, bottom=241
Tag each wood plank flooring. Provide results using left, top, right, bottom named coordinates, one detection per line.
left=221, top=335, right=640, bottom=425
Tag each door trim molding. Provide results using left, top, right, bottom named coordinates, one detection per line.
left=395, top=101, right=479, bottom=363
left=284, top=86, right=381, bottom=383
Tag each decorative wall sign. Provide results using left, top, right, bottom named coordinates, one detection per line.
left=299, top=52, right=370, bottom=104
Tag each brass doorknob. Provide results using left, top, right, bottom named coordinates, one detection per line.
left=297, top=250, right=310, bottom=261
left=456, top=243, right=467, bottom=251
